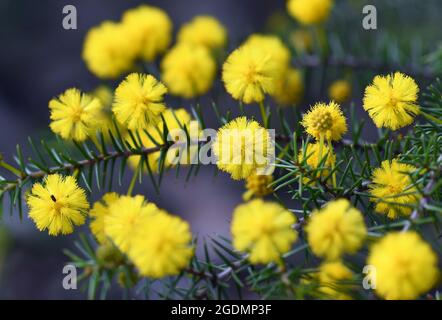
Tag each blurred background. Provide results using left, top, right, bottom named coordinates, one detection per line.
left=0, top=0, right=441, bottom=299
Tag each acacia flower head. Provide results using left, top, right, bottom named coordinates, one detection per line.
left=302, top=101, right=347, bottom=141
left=243, top=172, right=274, bottom=201
left=49, top=88, right=102, bottom=142
left=27, top=174, right=89, bottom=236
left=363, top=72, right=420, bottom=130
left=368, top=232, right=439, bottom=300
left=128, top=212, right=194, bottom=278
left=369, top=159, right=421, bottom=219
left=212, top=117, right=272, bottom=180
left=113, top=73, right=167, bottom=130
left=82, top=21, right=137, bottom=79
left=305, top=199, right=367, bottom=260
left=161, top=43, right=216, bottom=98
left=177, top=15, right=227, bottom=51
left=287, top=0, right=334, bottom=25
left=298, top=142, right=336, bottom=184
left=231, top=199, right=297, bottom=264
left=122, top=5, right=172, bottom=62
left=317, top=261, right=354, bottom=300
left=89, top=193, right=119, bottom=244
left=272, top=68, right=304, bottom=106
left=222, top=44, right=280, bottom=104
left=328, top=79, right=352, bottom=104
left=105, top=195, right=160, bottom=253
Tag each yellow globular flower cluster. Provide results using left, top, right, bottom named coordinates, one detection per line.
left=212, top=117, right=271, bottom=180
left=317, top=261, right=354, bottom=300
left=231, top=199, right=297, bottom=265
left=27, top=174, right=89, bottom=236
left=91, top=194, right=194, bottom=278
left=328, top=80, right=352, bottom=104
left=49, top=88, right=102, bottom=142
left=287, top=0, right=334, bottom=25
left=363, top=72, right=420, bottom=130
left=367, top=232, right=439, bottom=300
left=89, top=192, right=119, bottom=244
left=290, top=29, right=313, bottom=53
left=127, top=108, right=199, bottom=172
left=302, top=101, right=347, bottom=141
left=306, top=199, right=367, bottom=260
left=369, top=159, right=421, bottom=219
left=122, top=5, right=173, bottom=62
left=273, top=68, right=304, bottom=106
left=177, top=15, right=227, bottom=51
left=161, top=43, right=216, bottom=98
left=82, top=5, right=172, bottom=79
left=113, top=73, right=167, bottom=130
left=222, top=43, right=280, bottom=104
left=298, top=142, right=336, bottom=183
left=243, top=172, right=274, bottom=201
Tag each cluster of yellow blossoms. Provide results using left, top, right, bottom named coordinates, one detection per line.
left=24, top=3, right=441, bottom=300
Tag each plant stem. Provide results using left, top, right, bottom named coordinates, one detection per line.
left=328, top=140, right=337, bottom=188
left=0, top=161, right=22, bottom=177
left=420, top=110, right=442, bottom=125
left=259, top=101, right=268, bottom=128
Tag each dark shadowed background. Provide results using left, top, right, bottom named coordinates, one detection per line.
left=0, top=0, right=441, bottom=299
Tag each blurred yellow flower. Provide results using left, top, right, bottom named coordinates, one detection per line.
left=113, top=73, right=167, bottom=130
left=223, top=44, right=280, bottom=104
left=89, top=193, right=119, bottom=244
left=161, top=44, right=216, bottom=98
left=302, top=101, right=347, bottom=141
left=231, top=199, right=297, bottom=264
left=298, top=142, right=335, bottom=183
left=272, top=68, right=304, bottom=106
left=317, top=261, right=354, bottom=300
left=328, top=79, right=352, bottom=104
left=27, top=174, right=89, bottom=236
left=306, top=199, right=367, bottom=260
left=128, top=212, right=194, bottom=278
left=212, top=117, right=271, bottom=180
left=104, top=195, right=159, bottom=253
left=178, top=15, right=227, bottom=50
left=290, top=29, right=313, bottom=53
left=122, top=5, right=172, bottom=62
left=82, top=21, right=136, bottom=79
left=363, top=72, right=420, bottom=130
left=369, top=159, right=421, bottom=219
left=243, top=172, right=274, bottom=201
left=368, top=232, right=439, bottom=300
left=49, top=88, right=102, bottom=142
left=287, top=0, right=334, bottom=25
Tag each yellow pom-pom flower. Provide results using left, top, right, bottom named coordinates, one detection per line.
left=82, top=21, right=136, bottom=79
left=301, top=101, right=347, bottom=141
left=243, top=172, right=274, bottom=201
left=161, top=44, right=216, bottom=98
left=287, top=0, right=333, bottom=25
left=122, top=5, right=172, bottom=62
left=290, top=29, right=313, bottom=53
left=26, top=174, right=89, bottom=236
left=231, top=199, right=297, bottom=264
left=317, top=261, right=354, bottom=300
left=363, top=72, right=420, bottom=130
left=306, top=199, right=367, bottom=260
left=105, top=195, right=160, bottom=253
left=298, top=142, right=335, bottom=183
left=127, top=108, right=199, bottom=172
left=273, top=68, right=304, bottom=106
left=222, top=44, right=280, bottom=104
left=368, top=232, right=439, bottom=300
left=328, top=80, right=352, bottom=104
left=177, top=15, right=227, bottom=51
left=369, top=159, right=421, bottom=219
left=49, top=88, right=102, bottom=142
left=128, top=212, right=194, bottom=278
left=89, top=193, right=119, bottom=244
left=113, top=73, right=167, bottom=130
left=212, top=117, right=272, bottom=180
